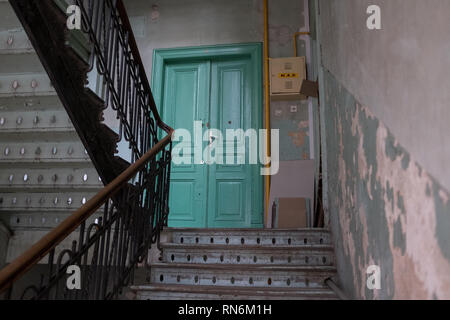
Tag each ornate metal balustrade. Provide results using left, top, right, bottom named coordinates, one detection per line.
left=0, top=134, right=172, bottom=300
left=0, top=0, right=173, bottom=300
left=78, top=0, right=171, bottom=162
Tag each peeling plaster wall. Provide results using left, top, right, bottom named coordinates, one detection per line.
left=267, top=0, right=313, bottom=161
left=317, top=0, right=450, bottom=300
left=319, top=0, right=450, bottom=192
left=323, top=70, right=450, bottom=299
left=122, top=0, right=313, bottom=161
left=273, top=101, right=311, bottom=161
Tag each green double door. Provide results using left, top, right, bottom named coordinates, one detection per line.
left=161, top=55, right=263, bottom=228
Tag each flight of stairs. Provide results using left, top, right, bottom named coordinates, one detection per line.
left=131, top=228, right=339, bottom=300
left=10, top=0, right=130, bottom=185
left=0, top=0, right=103, bottom=263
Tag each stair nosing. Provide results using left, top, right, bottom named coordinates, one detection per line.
left=0, top=49, right=36, bottom=55
left=165, top=228, right=330, bottom=233
left=160, top=243, right=334, bottom=251
left=150, top=263, right=337, bottom=272
left=131, top=283, right=337, bottom=295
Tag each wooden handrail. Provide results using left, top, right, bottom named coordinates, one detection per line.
left=0, top=133, right=173, bottom=293
left=116, top=0, right=172, bottom=134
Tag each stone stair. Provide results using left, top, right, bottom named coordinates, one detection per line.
left=131, top=228, right=339, bottom=300
left=9, top=0, right=131, bottom=184
left=0, top=0, right=103, bottom=262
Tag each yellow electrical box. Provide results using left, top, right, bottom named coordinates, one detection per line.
left=270, top=57, right=307, bottom=100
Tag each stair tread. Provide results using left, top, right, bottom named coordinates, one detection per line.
left=8, top=0, right=124, bottom=184
left=151, top=263, right=336, bottom=272
left=132, top=283, right=337, bottom=296
left=0, top=91, right=58, bottom=98
left=161, top=243, right=334, bottom=251
left=0, top=48, right=35, bottom=55
left=0, top=51, right=44, bottom=73
left=166, top=228, right=329, bottom=233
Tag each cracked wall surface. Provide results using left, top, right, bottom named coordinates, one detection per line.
left=323, top=70, right=450, bottom=299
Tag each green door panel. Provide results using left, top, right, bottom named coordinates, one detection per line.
left=207, top=59, right=254, bottom=228
left=163, top=62, right=210, bottom=228
left=154, top=44, right=263, bottom=229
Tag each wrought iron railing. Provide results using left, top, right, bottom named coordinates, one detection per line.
left=0, top=0, right=173, bottom=300
left=0, top=135, right=172, bottom=300
left=79, top=0, right=171, bottom=162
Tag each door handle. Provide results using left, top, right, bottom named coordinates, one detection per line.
left=209, top=134, right=217, bottom=146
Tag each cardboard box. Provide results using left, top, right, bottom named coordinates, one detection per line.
left=276, top=198, right=308, bottom=229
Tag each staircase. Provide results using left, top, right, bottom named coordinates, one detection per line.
left=0, top=0, right=102, bottom=263
left=9, top=0, right=133, bottom=186
left=132, top=228, right=339, bottom=300
left=1, top=0, right=344, bottom=301
left=0, top=0, right=173, bottom=300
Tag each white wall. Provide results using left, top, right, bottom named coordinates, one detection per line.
left=320, top=0, right=450, bottom=191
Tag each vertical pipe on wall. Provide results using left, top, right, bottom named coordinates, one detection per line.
left=263, top=0, right=271, bottom=226
left=293, top=32, right=311, bottom=57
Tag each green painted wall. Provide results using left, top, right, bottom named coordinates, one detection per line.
left=322, top=70, right=450, bottom=299
left=313, top=0, right=450, bottom=299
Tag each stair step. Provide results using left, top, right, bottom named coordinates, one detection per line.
left=0, top=191, right=100, bottom=212
left=0, top=95, right=62, bottom=112
left=166, top=228, right=331, bottom=246
left=132, top=284, right=339, bottom=300
left=0, top=109, right=74, bottom=133
left=0, top=140, right=90, bottom=164
left=0, top=52, right=44, bottom=73
left=0, top=73, right=55, bottom=96
left=150, top=263, right=336, bottom=289
left=0, top=28, right=34, bottom=54
left=0, top=0, right=23, bottom=31
left=161, top=243, right=335, bottom=266
left=4, top=209, right=104, bottom=232
left=0, top=166, right=102, bottom=192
